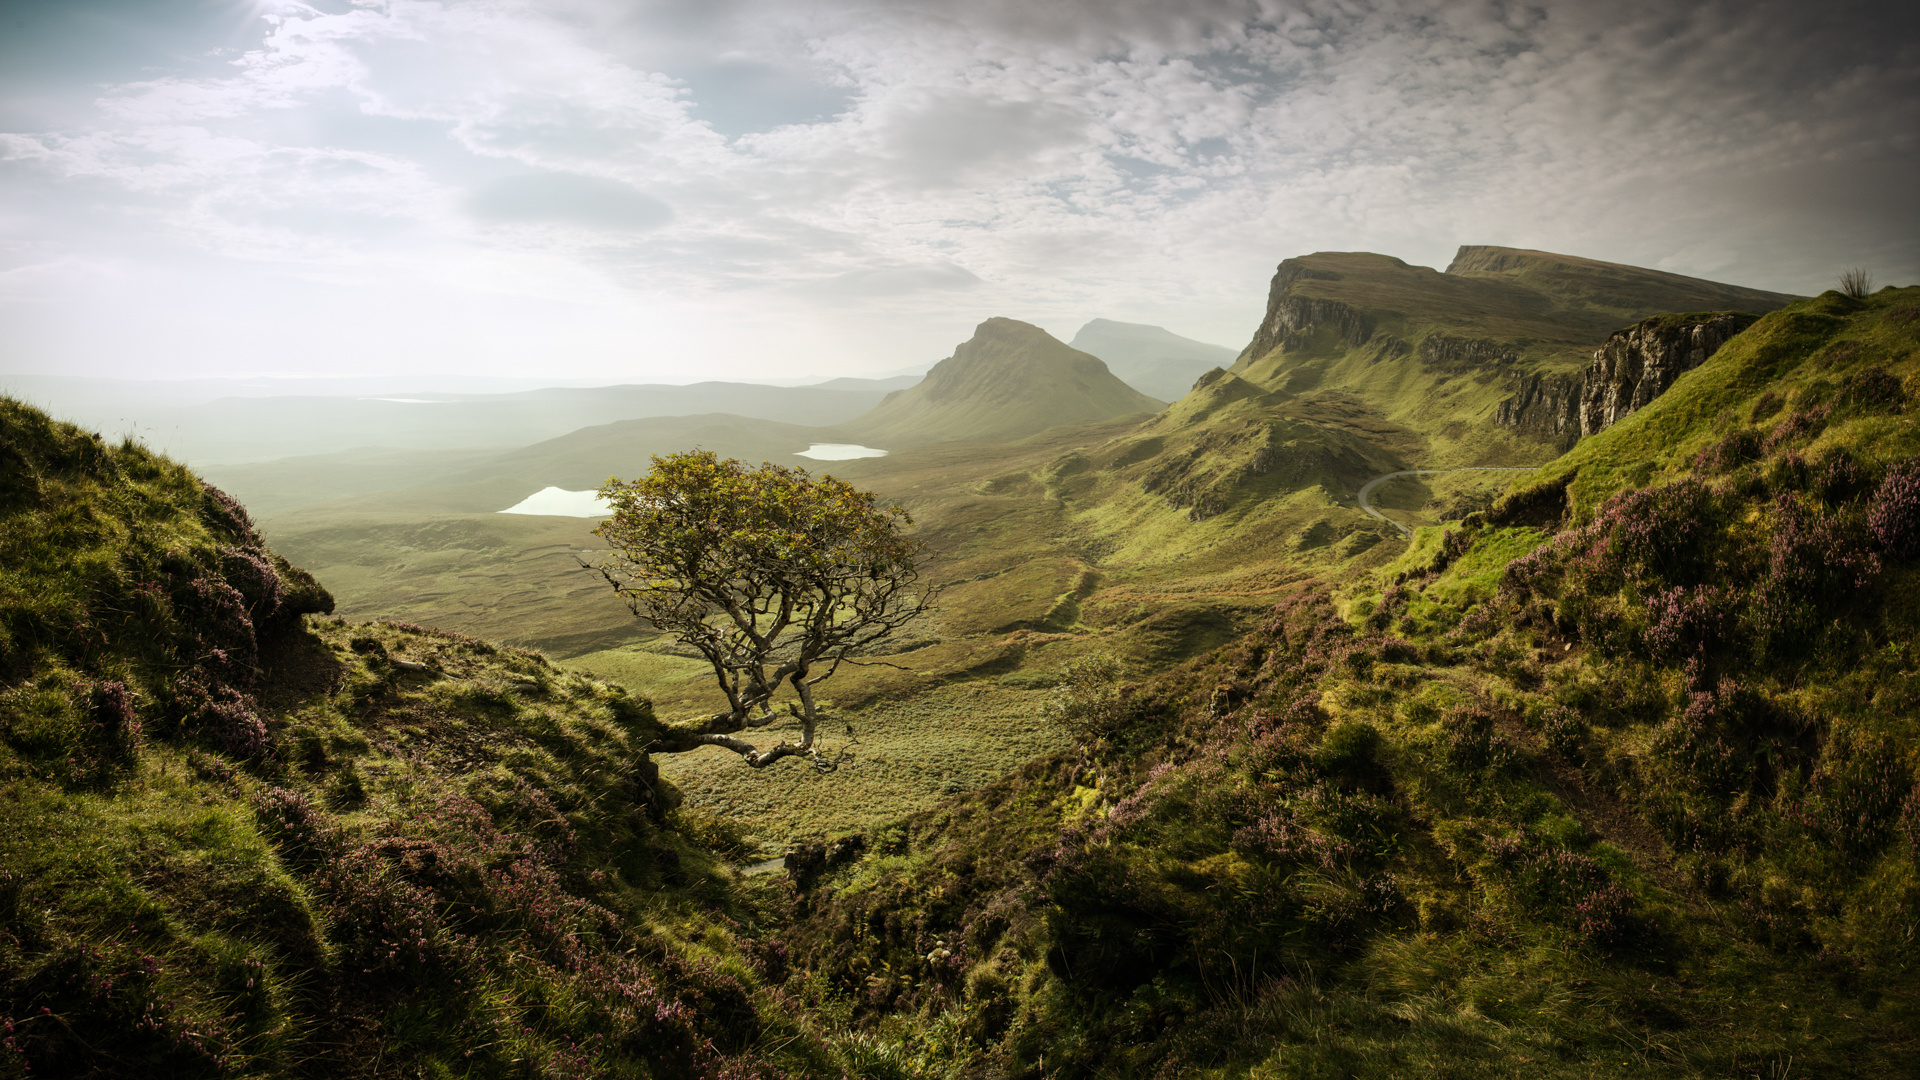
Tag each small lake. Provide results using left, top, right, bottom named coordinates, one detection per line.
left=498, top=487, right=612, bottom=517
left=796, top=443, right=887, bottom=460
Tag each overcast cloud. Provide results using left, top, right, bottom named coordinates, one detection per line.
left=1, top=0, right=1914, bottom=381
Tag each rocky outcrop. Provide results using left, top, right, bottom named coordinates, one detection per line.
left=1490, top=312, right=1758, bottom=444
left=1577, top=313, right=1757, bottom=436
left=1419, top=335, right=1518, bottom=373
left=1494, top=372, right=1582, bottom=448
left=1243, top=260, right=1377, bottom=361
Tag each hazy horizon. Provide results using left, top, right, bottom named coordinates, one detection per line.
left=3, top=0, right=1914, bottom=384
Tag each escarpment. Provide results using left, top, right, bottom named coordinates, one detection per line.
left=1489, top=312, right=1761, bottom=444
left=1577, top=312, right=1759, bottom=435
left=1242, top=259, right=1379, bottom=361
left=1493, top=371, right=1583, bottom=447
left=1418, top=334, right=1519, bottom=372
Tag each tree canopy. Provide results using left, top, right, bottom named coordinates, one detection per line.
left=592, top=450, right=936, bottom=769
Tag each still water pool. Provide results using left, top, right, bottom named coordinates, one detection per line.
left=796, top=443, right=887, bottom=460
left=497, top=487, right=611, bottom=517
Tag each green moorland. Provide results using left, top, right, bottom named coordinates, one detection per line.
left=740, top=284, right=1920, bottom=1077
left=251, top=249, right=1809, bottom=851
left=4, top=283, right=1919, bottom=1077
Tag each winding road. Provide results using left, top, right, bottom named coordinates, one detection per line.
left=1356, top=467, right=1542, bottom=539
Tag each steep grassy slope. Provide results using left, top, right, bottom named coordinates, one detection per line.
left=846, top=318, right=1163, bottom=447
left=0, top=400, right=848, bottom=1077
left=758, top=287, right=1920, bottom=1077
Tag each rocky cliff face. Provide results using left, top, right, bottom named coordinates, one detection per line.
left=1419, top=334, right=1519, bottom=373
left=1491, top=313, right=1758, bottom=444
left=1493, top=372, right=1583, bottom=447
left=1242, top=259, right=1378, bottom=360
left=1576, top=312, right=1757, bottom=436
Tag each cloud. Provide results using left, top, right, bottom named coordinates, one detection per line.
left=793, top=260, right=984, bottom=299
left=1, top=0, right=1915, bottom=381
left=465, top=172, right=672, bottom=230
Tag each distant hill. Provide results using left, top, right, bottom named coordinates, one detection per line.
left=1067, top=318, right=1239, bottom=400
left=844, top=317, right=1163, bottom=446
left=805, top=374, right=924, bottom=392
left=206, top=414, right=848, bottom=519
left=53, top=379, right=900, bottom=466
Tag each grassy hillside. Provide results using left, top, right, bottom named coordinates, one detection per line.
left=0, top=397, right=863, bottom=1077
left=760, top=285, right=1920, bottom=1078
left=5, top=283, right=1917, bottom=1078
left=846, top=318, right=1163, bottom=447
left=232, top=250, right=1820, bottom=860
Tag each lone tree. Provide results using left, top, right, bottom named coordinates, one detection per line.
left=591, top=450, right=937, bottom=769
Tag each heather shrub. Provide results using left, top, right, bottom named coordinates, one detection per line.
left=1651, top=701, right=1755, bottom=798
left=1811, top=446, right=1875, bottom=504
left=1840, top=365, right=1906, bottom=413
left=1868, top=460, right=1920, bottom=557
left=1540, top=706, right=1587, bottom=761
left=1599, top=479, right=1719, bottom=588
left=1440, top=707, right=1501, bottom=772
left=1641, top=584, right=1730, bottom=664
left=174, top=574, right=258, bottom=680
left=1762, top=403, right=1833, bottom=453
left=219, top=545, right=283, bottom=621
left=1485, top=830, right=1638, bottom=948
left=1795, top=731, right=1914, bottom=862
left=254, top=787, right=336, bottom=867
left=200, top=481, right=258, bottom=543
left=1427, top=525, right=1476, bottom=574
left=1693, top=427, right=1762, bottom=473
left=1747, top=493, right=1879, bottom=656
left=171, top=675, right=269, bottom=759
left=84, top=678, right=141, bottom=762
left=1764, top=450, right=1811, bottom=495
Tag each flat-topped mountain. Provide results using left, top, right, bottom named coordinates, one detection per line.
left=1217, top=246, right=1801, bottom=464
left=1445, top=244, right=1800, bottom=318
left=845, top=317, right=1163, bottom=446
left=1236, top=247, right=1796, bottom=371
left=1067, top=319, right=1239, bottom=401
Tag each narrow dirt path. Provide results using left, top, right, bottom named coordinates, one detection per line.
left=1356, top=467, right=1541, bottom=538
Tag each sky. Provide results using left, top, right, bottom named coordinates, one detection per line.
left=1, top=0, right=1915, bottom=384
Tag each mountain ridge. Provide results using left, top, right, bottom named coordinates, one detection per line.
left=843, top=317, right=1163, bottom=446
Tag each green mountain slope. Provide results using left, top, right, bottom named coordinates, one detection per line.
left=1225, top=247, right=1797, bottom=466
left=845, top=317, right=1164, bottom=446
left=766, top=285, right=1920, bottom=1078
left=4, top=280, right=1917, bottom=1079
